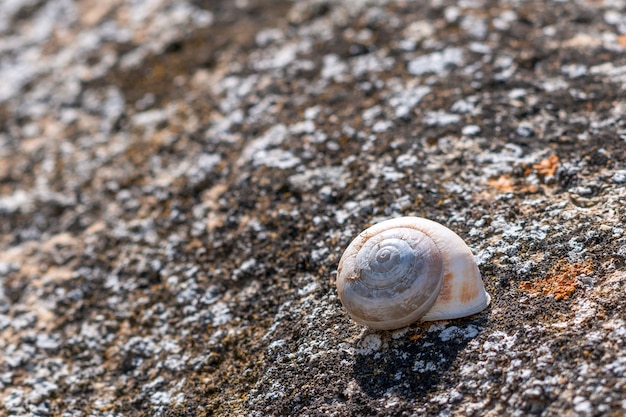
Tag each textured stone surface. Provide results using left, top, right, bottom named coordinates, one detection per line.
left=1, top=0, right=626, bottom=416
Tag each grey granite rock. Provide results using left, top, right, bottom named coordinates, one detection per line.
left=1, top=0, right=626, bottom=416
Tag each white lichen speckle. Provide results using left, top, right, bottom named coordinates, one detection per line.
left=2, top=0, right=626, bottom=415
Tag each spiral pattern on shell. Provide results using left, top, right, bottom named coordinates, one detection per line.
left=338, top=227, right=444, bottom=329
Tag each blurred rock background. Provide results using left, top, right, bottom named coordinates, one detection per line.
left=0, top=0, right=625, bottom=415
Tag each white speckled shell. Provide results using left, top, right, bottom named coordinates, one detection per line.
left=336, top=217, right=491, bottom=330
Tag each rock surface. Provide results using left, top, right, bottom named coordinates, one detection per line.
left=1, top=0, right=626, bottom=416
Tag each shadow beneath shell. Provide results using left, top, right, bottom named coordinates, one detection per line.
left=352, top=316, right=488, bottom=399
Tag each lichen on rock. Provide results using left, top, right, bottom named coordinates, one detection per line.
left=1, top=0, right=626, bottom=416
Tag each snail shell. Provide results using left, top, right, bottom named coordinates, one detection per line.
left=336, top=217, right=490, bottom=330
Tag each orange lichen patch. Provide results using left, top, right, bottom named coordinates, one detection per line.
left=533, top=155, right=559, bottom=177
left=487, top=174, right=539, bottom=194
left=488, top=174, right=515, bottom=192
left=518, top=260, right=594, bottom=300
left=619, top=35, right=626, bottom=48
